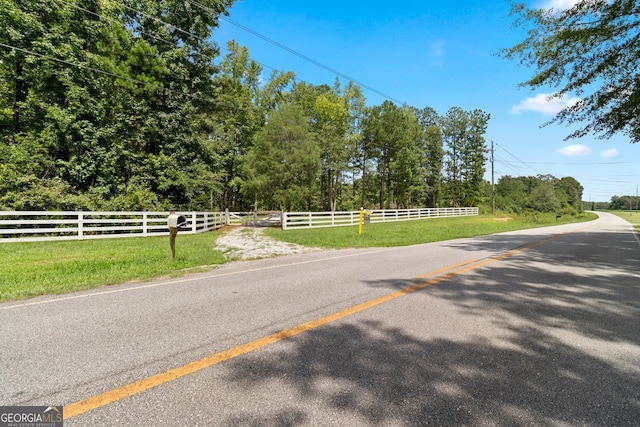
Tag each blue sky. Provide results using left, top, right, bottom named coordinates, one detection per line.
left=214, top=0, right=640, bottom=202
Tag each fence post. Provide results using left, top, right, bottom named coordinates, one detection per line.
left=191, top=212, right=197, bottom=233
left=143, top=213, right=148, bottom=236
left=281, top=211, right=287, bottom=230
left=225, top=208, right=230, bottom=225
left=77, top=211, right=83, bottom=240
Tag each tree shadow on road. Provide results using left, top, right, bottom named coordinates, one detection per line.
left=223, top=319, right=639, bottom=425
left=365, top=230, right=639, bottom=344
left=221, top=230, right=639, bottom=425
left=446, top=229, right=639, bottom=274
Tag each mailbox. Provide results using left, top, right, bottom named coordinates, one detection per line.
left=168, top=213, right=187, bottom=229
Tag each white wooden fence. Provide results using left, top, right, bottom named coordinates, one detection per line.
left=0, top=207, right=478, bottom=242
left=0, top=211, right=226, bottom=243
left=282, top=207, right=478, bottom=229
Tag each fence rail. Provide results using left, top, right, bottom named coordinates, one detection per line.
left=282, top=207, right=478, bottom=230
left=0, top=207, right=478, bottom=242
left=0, top=211, right=226, bottom=243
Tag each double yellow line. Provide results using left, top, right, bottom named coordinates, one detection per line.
left=64, top=229, right=581, bottom=419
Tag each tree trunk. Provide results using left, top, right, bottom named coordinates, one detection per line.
left=13, top=53, right=25, bottom=133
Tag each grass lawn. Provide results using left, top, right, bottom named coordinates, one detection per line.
left=608, top=211, right=640, bottom=232
left=266, top=212, right=598, bottom=249
left=1, top=211, right=597, bottom=303
left=0, top=231, right=226, bottom=302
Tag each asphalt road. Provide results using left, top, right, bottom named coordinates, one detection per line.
left=1, top=212, right=639, bottom=426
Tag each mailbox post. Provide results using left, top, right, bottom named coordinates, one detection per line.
left=167, top=208, right=186, bottom=260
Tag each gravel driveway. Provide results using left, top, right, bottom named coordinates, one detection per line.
left=214, top=226, right=322, bottom=260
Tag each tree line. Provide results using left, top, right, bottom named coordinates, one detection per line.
left=494, top=174, right=584, bottom=215
left=595, top=195, right=640, bottom=211
left=2, top=1, right=587, bottom=215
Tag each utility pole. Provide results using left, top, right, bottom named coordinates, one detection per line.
left=491, top=140, right=495, bottom=214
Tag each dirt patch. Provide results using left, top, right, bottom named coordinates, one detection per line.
left=215, top=226, right=321, bottom=260
left=493, top=217, right=512, bottom=222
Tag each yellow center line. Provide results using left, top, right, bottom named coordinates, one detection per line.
left=64, top=263, right=472, bottom=419
left=413, top=258, right=480, bottom=279
left=64, top=225, right=594, bottom=419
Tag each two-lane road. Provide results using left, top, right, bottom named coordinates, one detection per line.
left=1, top=212, right=638, bottom=425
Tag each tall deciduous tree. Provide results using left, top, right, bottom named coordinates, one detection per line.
left=460, top=109, right=490, bottom=206
left=361, top=101, right=419, bottom=209
left=242, top=104, right=321, bottom=211
left=313, top=90, right=349, bottom=211
left=556, top=176, right=584, bottom=212
left=441, top=107, right=489, bottom=207
left=302, top=79, right=363, bottom=212
left=211, top=40, right=263, bottom=210
left=388, top=113, right=422, bottom=209
left=502, top=0, right=640, bottom=142
left=0, top=0, right=109, bottom=208
left=0, top=0, right=234, bottom=210
left=441, top=107, right=467, bottom=207
left=414, top=107, right=444, bottom=207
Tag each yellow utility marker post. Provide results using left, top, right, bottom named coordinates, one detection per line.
left=358, top=208, right=372, bottom=235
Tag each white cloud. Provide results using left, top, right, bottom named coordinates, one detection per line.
left=558, top=144, right=592, bottom=156
left=600, top=148, right=619, bottom=158
left=538, top=0, right=581, bottom=11
left=510, top=93, right=580, bottom=116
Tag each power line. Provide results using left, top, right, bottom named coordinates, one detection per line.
left=108, top=0, right=317, bottom=87
left=580, top=178, right=631, bottom=183
left=186, top=0, right=405, bottom=104
left=1, top=1, right=315, bottom=109
left=587, top=174, right=640, bottom=177
left=516, top=160, right=639, bottom=165
left=0, top=42, right=224, bottom=106
left=494, top=158, right=529, bottom=175
left=63, top=0, right=174, bottom=49
left=31, top=0, right=387, bottom=106
left=496, top=144, right=542, bottom=174
left=0, top=42, right=145, bottom=85
left=112, top=0, right=210, bottom=46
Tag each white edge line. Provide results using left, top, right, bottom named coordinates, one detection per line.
left=2, top=219, right=613, bottom=311
left=0, top=249, right=388, bottom=311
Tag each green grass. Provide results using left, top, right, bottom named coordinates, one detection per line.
left=0, top=231, right=226, bottom=302
left=265, top=212, right=598, bottom=249
left=1, top=211, right=597, bottom=303
left=608, top=210, right=640, bottom=232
